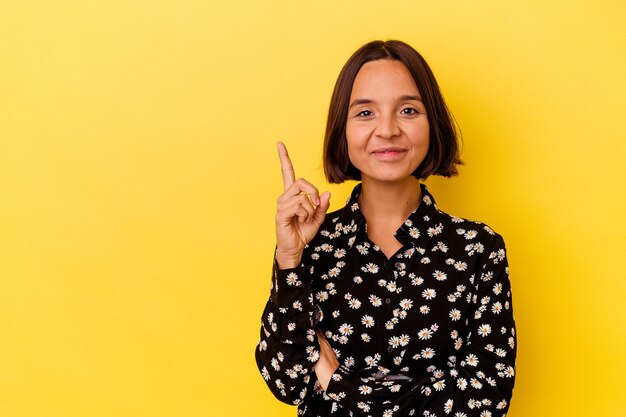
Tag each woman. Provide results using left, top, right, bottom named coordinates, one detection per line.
left=255, top=40, right=517, bottom=417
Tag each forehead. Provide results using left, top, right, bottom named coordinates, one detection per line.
left=350, top=59, right=420, bottom=97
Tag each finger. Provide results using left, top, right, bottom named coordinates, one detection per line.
left=318, top=335, right=333, bottom=354
left=312, top=191, right=332, bottom=224
left=277, top=203, right=309, bottom=224
left=296, top=194, right=315, bottom=219
left=315, top=328, right=324, bottom=339
left=294, top=204, right=311, bottom=224
left=277, top=141, right=296, bottom=191
left=278, top=195, right=315, bottom=222
left=279, top=193, right=315, bottom=215
left=283, top=178, right=321, bottom=206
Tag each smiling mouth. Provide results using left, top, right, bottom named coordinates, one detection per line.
left=372, top=149, right=407, bottom=160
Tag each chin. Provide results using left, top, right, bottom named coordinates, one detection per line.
left=365, top=172, right=416, bottom=183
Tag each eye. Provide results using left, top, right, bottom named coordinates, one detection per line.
left=401, top=107, right=419, bottom=115
left=356, top=110, right=373, bottom=117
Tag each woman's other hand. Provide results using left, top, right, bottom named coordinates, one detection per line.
left=275, top=141, right=331, bottom=269
left=313, top=329, right=339, bottom=391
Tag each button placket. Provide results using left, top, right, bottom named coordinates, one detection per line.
left=374, top=256, right=391, bottom=366
left=381, top=255, right=402, bottom=367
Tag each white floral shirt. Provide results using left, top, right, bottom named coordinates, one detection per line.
left=256, top=182, right=517, bottom=417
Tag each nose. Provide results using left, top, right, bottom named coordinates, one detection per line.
left=375, top=112, right=401, bottom=139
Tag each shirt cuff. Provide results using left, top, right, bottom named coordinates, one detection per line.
left=270, top=255, right=316, bottom=310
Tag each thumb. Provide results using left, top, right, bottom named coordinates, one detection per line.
left=313, top=191, right=331, bottom=223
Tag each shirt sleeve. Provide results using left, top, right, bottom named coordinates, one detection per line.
left=254, top=248, right=322, bottom=405
left=325, top=233, right=517, bottom=417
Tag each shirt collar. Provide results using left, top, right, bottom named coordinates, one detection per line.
left=336, top=182, right=445, bottom=250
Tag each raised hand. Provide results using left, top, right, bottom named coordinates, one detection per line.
left=275, top=141, right=331, bottom=269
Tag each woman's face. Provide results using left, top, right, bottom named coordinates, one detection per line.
left=345, top=59, right=429, bottom=184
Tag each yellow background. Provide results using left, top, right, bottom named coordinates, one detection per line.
left=1, top=1, right=625, bottom=416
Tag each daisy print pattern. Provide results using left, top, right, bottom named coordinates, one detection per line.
left=256, top=182, right=517, bottom=417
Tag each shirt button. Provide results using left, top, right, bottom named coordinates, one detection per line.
left=387, top=346, right=393, bottom=353
left=385, top=298, right=391, bottom=304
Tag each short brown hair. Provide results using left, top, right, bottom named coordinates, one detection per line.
left=323, top=40, right=463, bottom=183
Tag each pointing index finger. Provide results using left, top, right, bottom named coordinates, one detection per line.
left=277, top=141, right=296, bottom=191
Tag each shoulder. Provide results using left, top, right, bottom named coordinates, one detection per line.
left=435, top=206, right=506, bottom=254
left=433, top=210, right=510, bottom=285
left=419, top=183, right=504, bottom=248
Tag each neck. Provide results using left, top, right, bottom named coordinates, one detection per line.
left=357, top=176, right=423, bottom=224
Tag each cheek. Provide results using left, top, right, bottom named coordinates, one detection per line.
left=345, top=139, right=359, bottom=166
left=345, top=122, right=368, bottom=147
left=409, top=122, right=430, bottom=147
left=345, top=126, right=361, bottom=154
left=345, top=133, right=365, bottom=169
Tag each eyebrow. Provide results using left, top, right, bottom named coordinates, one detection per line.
left=349, top=95, right=423, bottom=109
